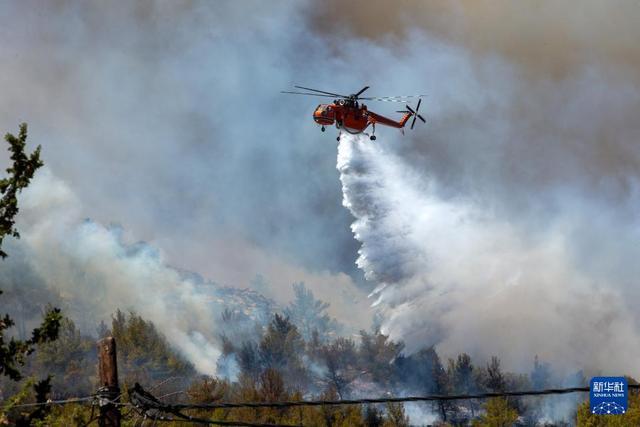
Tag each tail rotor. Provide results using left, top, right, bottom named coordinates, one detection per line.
left=398, top=99, right=426, bottom=130
left=408, top=99, right=426, bottom=129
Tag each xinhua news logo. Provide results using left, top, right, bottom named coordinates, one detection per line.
left=590, top=377, right=628, bottom=415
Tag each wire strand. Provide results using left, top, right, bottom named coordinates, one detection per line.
left=142, top=384, right=640, bottom=410
left=10, top=396, right=96, bottom=408
left=164, top=410, right=301, bottom=427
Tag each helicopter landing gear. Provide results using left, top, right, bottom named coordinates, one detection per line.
left=321, top=126, right=325, bottom=132
left=370, top=124, right=376, bottom=140
left=336, top=132, right=341, bottom=141
left=370, top=135, right=377, bottom=141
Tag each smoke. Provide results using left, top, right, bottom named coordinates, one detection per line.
left=317, top=1, right=640, bottom=379
left=11, top=168, right=222, bottom=373
left=0, top=0, right=361, bottom=285
left=0, top=1, right=375, bottom=361
left=1, top=166, right=373, bottom=373
left=338, top=133, right=640, bottom=376
left=310, top=0, right=640, bottom=79
left=1, top=0, right=640, bottom=381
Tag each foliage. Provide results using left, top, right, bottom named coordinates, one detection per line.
left=0, top=377, right=36, bottom=423
left=110, top=309, right=195, bottom=386
left=364, top=405, right=384, bottom=426
left=0, top=123, right=43, bottom=259
left=0, top=123, right=63, bottom=426
left=0, top=376, right=54, bottom=425
left=285, top=282, right=340, bottom=342
left=448, top=353, right=483, bottom=421
left=0, top=123, right=60, bottom=384
left=187, top=375, right=228, bottom=404
left=0, top=305, right=61, bottom=381
left=531, top=355, right=552, bottom=390
left=257, top=314, right=308, bottom=390
left=576, top=382, right=640, bottom=426
left=319, top=337, right=358, bottom=398
left=5, top=276, right=640, bottom=426
left=395, top=347, right=451, bottom=420
left=472, top=397, right=519, bottom=427
left=40, top=404, right=96, bottom=427
left=383, top=402, right=410, bottom=427
left=358, top=329, right=404, bottom=387
left=32, top=317, right=96, bottom=397
left=484, top=356, right=506, bottom=392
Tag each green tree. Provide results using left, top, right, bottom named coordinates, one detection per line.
left=32, top=317, right=95, bottom=397
left=0, top=123, right=43, bottom=259
left=450, top=353, right=475, bottom=394
left=0, top=123, right=61, bottom=380
left=319, top=337, right=358, bottom=398
left=258, top=314, right=307, bottom=391
left=110, top=309, right=194, bottom=386
left=364, top=405, right=384, bottom=427
left=576, top=380, right=640, bottom=426
left=285, top=282, right=339, bottom=342
left=448, top=353, right=481, bottom=419
left=0, top=123, right=61, bottom=424
left=394, top=347, right=452, bottom=421
left=358, top=330, right=404, bottom=388
left=237, top=341, right=261, bottom=382
left=485, top=356, right=506, bottom=392
left=531, top=355, right=552, bottom=390
left=383, top=403, right=410, bottom=427
left=472, top=397, right=519, bottom=427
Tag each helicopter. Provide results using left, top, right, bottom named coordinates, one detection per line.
left=281, top=85, right=426, bottom=140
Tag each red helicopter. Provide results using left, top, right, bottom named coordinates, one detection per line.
left=281, top=85, right=426, bottom=140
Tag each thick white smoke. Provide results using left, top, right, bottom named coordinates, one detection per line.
left=337, top=133, right=640, bottom=376
left=7, top=166, right=373, bottom=375
left=15, top=168, right=222, bottom=374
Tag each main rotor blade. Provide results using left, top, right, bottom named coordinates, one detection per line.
left=281, top=91, right=337, bottom=98
left=360, top=95, right=427, bottom=102
left=361, top=98, right=411, bottom=103
left=355, top=86, right=370, bottom=97
left=294, top=85, right=345, bottom=97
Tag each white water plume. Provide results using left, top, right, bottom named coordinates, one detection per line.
left=337, top=133, right=640, bottom=376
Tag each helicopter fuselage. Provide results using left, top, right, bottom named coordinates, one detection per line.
left=313, top=100, right=411, bottom=135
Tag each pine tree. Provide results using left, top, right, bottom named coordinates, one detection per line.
left=472, top=398, right=518, bottom=427
left=485, top=356, right=506, bottom=392
left=0, top=123, right=61, bottom=425
left=0, top=123, right=43, bottom=259
left=320, top=337, right=358, bottom=398
left=531, top=355, right=552, bottom=390
left=284, top=282, right=339, bottom=342
left=258, top=314, right=308, bottom=391
left=0, top=123, right=61, bottom=381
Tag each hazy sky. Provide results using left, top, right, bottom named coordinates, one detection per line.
left=1, top=1, right=640, bottom=375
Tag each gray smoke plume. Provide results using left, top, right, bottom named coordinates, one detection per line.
left=2, top=0, right=640, bottom=380
left=2, top=166, right=373, bottom=373
left=0, top=1, right=375, bottom=369
left=13, top=168, right=223, bottom=373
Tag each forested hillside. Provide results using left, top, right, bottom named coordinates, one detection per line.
left=5, top=283, right=637, bottom=426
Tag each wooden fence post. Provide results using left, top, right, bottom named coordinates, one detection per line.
left=97, top=336, right=120, bottom=427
